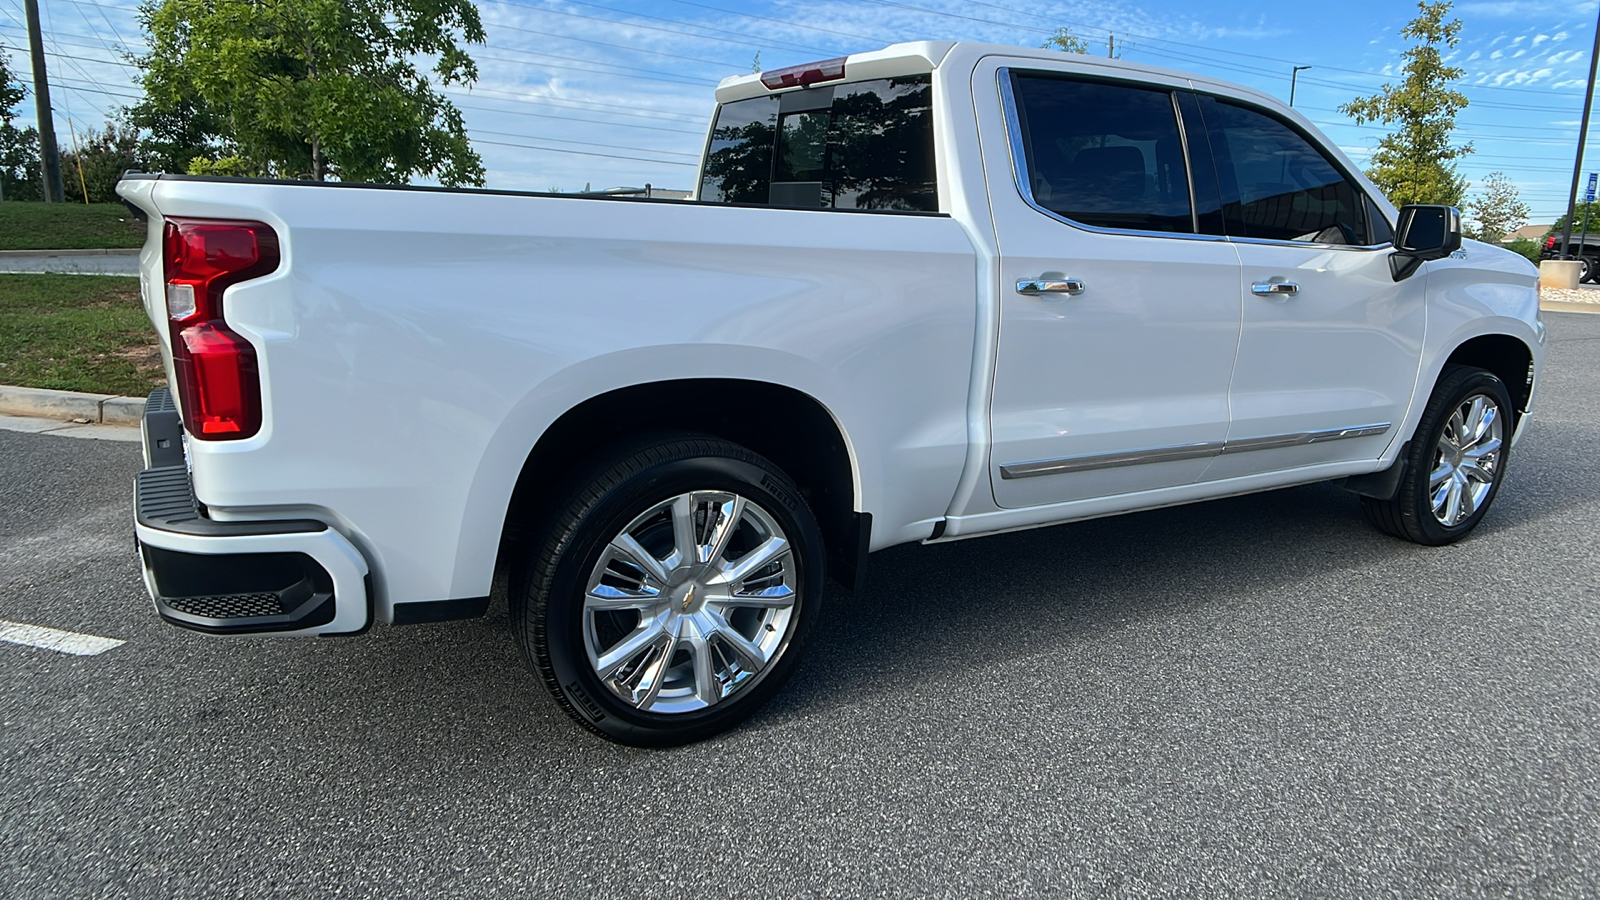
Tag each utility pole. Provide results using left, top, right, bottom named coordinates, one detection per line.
left=1562, top=5, right=1600, bottom=257
left=23, top=0, right=64, bottom=203
left=1290, top=66, right=1313, bottom=107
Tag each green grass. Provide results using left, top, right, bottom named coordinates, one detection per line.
left=0, top=274, right=165, bottom=397
left=0, top=202, right=147, bottom=251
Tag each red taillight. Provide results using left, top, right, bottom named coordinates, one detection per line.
left=162, top=219, right=279, bottom=440
left=759, top=57, right=846, bottom=90
left=1546, top=235, right=1558, bottom=250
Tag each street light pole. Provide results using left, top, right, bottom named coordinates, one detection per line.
left=1562, top=5, right=1600, bottom=256
left=1291, top=65, right=1313, bottom=107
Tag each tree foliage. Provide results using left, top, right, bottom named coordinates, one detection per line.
left=1339, top=1, right=1472, bottom=207
left=0, top=44, right=41, bottom=201
left=1041, top=28, right=1089, bottom=55
left=1465, top=171, right=1529, bottom=243
left=1041, top=27, right=1127, bottom=58
left=1549, top=201, right=1600, bottom=235
left=63, top=120, right=144, bottom=204
left=128, top=0, right=486, bottom=186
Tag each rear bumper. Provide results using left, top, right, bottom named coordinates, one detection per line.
left=134, top=388, right=371, bottom=636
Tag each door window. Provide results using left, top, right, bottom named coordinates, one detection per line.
left=1008, top=74, right=1194, bottom=234
left=1191, top=97, right=1378, bottom=245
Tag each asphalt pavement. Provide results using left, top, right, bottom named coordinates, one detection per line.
left=3, top=312, right=1600, bottom=899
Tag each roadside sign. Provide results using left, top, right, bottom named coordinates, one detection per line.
left=1587, top=172, right=1596, bottom=203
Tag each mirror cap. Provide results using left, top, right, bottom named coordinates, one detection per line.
left=1395, top=204, right=1463, bottom=255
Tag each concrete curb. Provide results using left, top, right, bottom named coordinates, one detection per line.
left=1540, top=299, right=1600, bottom=315
left=0, top=384, right=147, bottom=425
left=0, top=248, right=140, bottom=258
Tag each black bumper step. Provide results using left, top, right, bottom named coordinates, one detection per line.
left=137, top=387, right=340, bottom=635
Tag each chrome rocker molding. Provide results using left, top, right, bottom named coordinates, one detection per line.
left=999, top=423, right=1391, bottom=480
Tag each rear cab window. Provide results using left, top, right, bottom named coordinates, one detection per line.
left=699, top=75, right=937, bottom=212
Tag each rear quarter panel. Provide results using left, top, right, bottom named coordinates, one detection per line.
left=131, top=179, right=978, bottom=613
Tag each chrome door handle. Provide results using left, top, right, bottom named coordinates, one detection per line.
left=1017, top=278, right=1086, bottom=297
left=1251, top=281, right=1299, bottom=296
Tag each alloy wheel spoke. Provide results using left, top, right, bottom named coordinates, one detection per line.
left=1463, top=437, right=1501, bottom=461
left=1430, top=460, right=1454, bottom=487
left=1462, top=397, right=1486, bottom=441
left=1458, top=478, right=1481, bottom=519
left=668, top=494, right=699, bottom=570
left=584, top=587, right=662, bottom=612
left=609, top=532, right=671, bottom=587
left=707, top=610, right=767, bottom=671
left=1444, top=476, right=1464, bottom=525
left=596, top=617, right=668, bottom=679
left=629, top=629, right=679, bottom=710
left=720, top=585, right=797, bottom=610
left=1460, top=461, right=1495, bottom=484
left=716, top=536, right=791, bottom=587
left=703, top=495, right=745, bottom=566
left=1467, top=404, right=1497, bottom=446
left=683, top=627, right=724, bottom=707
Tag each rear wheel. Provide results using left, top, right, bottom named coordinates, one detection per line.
left=1362, top=365, right=1512, bottom=545
left=1583, top=256, right=1597, bottom=284
left=512, top=435, right=824, bottom=746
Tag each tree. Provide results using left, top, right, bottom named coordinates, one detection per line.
left=1339, top=1, right=1472, bottom=207
left=128, top=0, right=486, bottom=186
left=1041, top=28, right=1089, bottom=54
left=1041, top=28, right=1127, bottom=58
left=62, top=120, right=143, bottom=204
left=1465, top=171, right=1529, bottom=243
left=0, top=44, right=41, bottom=201
left=1549, top=201, right=1600, bottom=236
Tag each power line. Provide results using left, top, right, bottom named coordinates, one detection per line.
left=452, top=99, right=705, bottom=135
left=466, top=126, right=698, bottom=158
left=472, top=137, right=697, bottom=167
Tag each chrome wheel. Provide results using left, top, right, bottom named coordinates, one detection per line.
left=1430, top=392, right=1504, bottom=527
left=583, top=490, right=798, bottom=715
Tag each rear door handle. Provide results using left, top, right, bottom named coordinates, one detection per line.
left=1251, top=281, right=1299, bottom=296
left=1017, top=278, right=1086, bottom=297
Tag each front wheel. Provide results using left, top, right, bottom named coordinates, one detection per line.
left=1362, top=365, right=1513, bottom=545
left=513, top=435, right=825, bottom=746
left=1583, top=256, right=1597, bottom=284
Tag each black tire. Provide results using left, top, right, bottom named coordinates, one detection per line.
left=1583, top=256, right=1597, bottom=284
left=512, top=434, right=825, bottom=746
left=1361, top=365, right=1513, bottom=545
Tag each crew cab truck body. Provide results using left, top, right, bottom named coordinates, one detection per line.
left=120, top=41, right=1545, bottom=745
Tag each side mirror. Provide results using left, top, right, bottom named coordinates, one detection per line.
left=1390, top=204, right=1462, bottom=281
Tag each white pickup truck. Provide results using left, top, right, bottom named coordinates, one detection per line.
left=119, top=41, right=1545, bottom=745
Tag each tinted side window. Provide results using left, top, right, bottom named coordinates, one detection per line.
left=1010, top=74, right=1193, bottom=234
left=699, top=96, right=778, bottom=204
left=698, top=76, right=937, bottom=211
left=1197, top=98, right=1373, bottom=245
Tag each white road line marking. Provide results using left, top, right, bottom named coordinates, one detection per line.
left=0, top=620, right=124, bottom=656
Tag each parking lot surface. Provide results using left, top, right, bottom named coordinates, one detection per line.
left=3, top=312, right=1599, bottom=899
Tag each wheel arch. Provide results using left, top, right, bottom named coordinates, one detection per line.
left=1442, top=332, right=1535, bottom=420
left=499, top=378, right=866, bottom=591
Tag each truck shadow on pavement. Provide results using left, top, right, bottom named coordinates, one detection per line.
left=232, top=418, right=1589, bottom=762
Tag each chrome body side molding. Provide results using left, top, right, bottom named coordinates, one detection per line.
left=999, top=424, right=1391, bottom=480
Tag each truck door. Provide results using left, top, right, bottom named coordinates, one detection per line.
left=974, top=59, right=1243, bottom=509
left=1183, top=93, right=1426, bottom=483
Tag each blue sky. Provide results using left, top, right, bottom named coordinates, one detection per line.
left=1, top=0, right=1597, bottom=222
